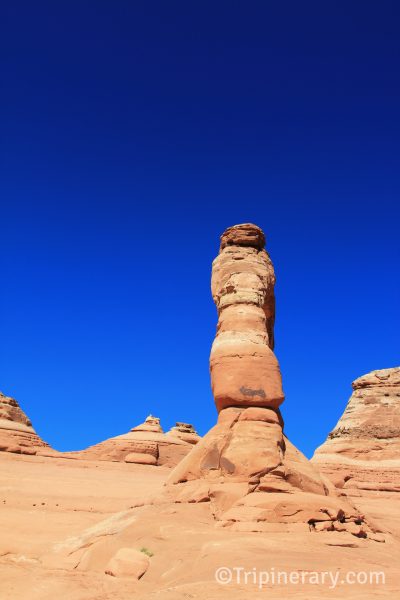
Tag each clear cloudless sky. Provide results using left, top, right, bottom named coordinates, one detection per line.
left=1, top=1, right=399, bottom=457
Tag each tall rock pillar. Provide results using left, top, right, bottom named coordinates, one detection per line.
left=210, top=223, right=284, bottom=412
left=167, top=224, right=380, bottom=538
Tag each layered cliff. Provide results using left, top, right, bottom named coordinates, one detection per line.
left=312, top=367, right=400, bottom=494
left=0, top=391, right=52, bottom=455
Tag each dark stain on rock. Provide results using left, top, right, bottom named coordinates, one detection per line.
left=239, top=386, right=266, bottom=399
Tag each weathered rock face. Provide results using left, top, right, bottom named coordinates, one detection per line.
left=210, top=223, right=283, bottom=412
left=312, top=367, right=400, bottom=493
left=166, top=422, right=200, bottom=445
left=0, top=391, right=52, bottom=455
left=73, top=415, right=198, bottom=467
left=166, top=224, right=379, bottom=538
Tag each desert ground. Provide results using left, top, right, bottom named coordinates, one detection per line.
left=0, top=449, right=399, bottom=600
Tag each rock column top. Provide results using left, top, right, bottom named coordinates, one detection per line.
left=219, top=223, right=266, bottom=250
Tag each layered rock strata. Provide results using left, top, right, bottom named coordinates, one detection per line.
left=73, top=415, right=198, bottom=467
left=0, top=391, right=52, bottom=455
left=166, top=224, right=381, bottom=538
left=312, top=367, right=400, bottom=494
left=166, top=422, right=200, bottom=445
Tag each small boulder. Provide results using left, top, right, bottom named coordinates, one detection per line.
left=125, top=452, right=157, bottom=465
left=105, top=547, right=150, bottom=579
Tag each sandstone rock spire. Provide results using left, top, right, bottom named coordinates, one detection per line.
left=166, top=224, right=381, bottom=538
left=210, top=223, right=283, bottom=412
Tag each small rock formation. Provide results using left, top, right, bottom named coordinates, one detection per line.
left=166, top=224, right=381, bottom=538
left=166, top=422, right=200, bottom=445
left=73, top=415, right=199, bottom=467
left=131, top=414, right=162, bottom=433
left=312, top=367, right=400, bottom=494
left=0, top=391, right=52, bottom=456
left=105, top=548, right=150, bottom=579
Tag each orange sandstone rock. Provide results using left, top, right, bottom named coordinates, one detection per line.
left=210, top=223, right=282, bottom=411
left=166, top=422, right=200, bottom=445
left=105, top=547, right=150, bottom=579
left=70, top=415, right=197, bottom=467
left=312, top=367, right=400, bottom=493
left=0, top=391, right=52, bottom=456
left=166, top=224, right=380, bottom=538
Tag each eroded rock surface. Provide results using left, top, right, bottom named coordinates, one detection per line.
left=165, top=224, right=377, bottom=538
left=166, top=422, right=200, bottom=445
left=105, top=547, right=150, bottom=579
left=71, top=415, right=198, bottom=467
left=0, top=391, right=52, bottom=456
left=210, top=223, right=281, bottom=412
left=312, top=367, right=400, bottom=494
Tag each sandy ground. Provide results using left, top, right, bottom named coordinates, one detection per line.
left=1, top=451, right=399, bottom=600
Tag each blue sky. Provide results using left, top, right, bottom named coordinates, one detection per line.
left=2, top=1, right=399, bottom=456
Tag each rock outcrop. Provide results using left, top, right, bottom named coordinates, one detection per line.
left=312, top=367, right=400, bottom=494
left=166, top=422, right=200, bottom=445
left=0, top=391, right=52, bottom=455
left=131, top=415, right=163, bottom=433
left=166, top=224, right=381, bottom=538
left=73, top=415, right=198, bottom=467
left=210, top=223, right=280, bottom=412
left=104, top=547, right=150, bottom=579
